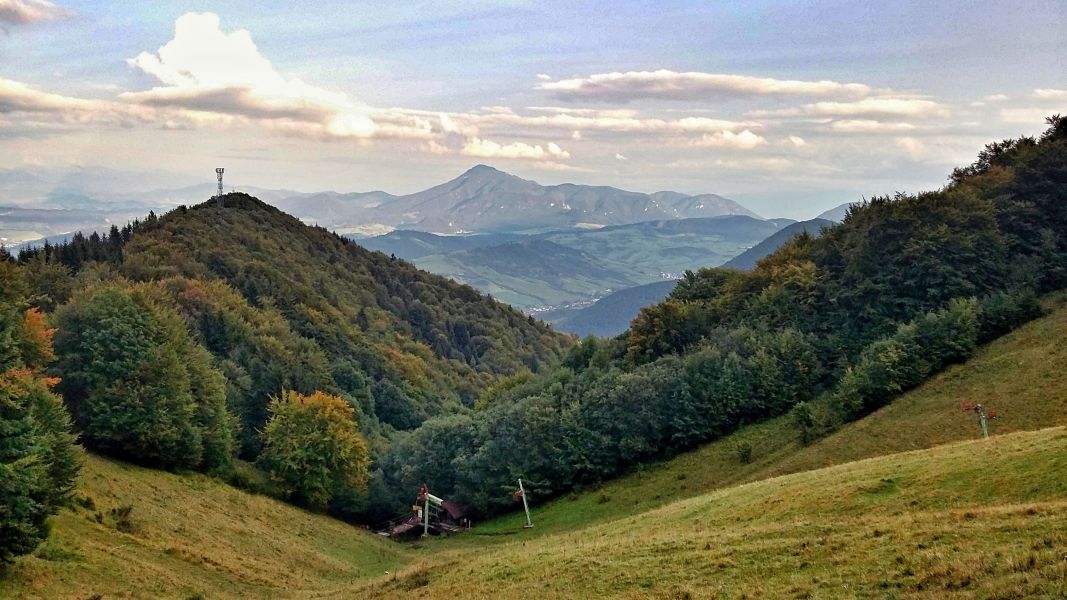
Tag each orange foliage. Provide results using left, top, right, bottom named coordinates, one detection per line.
left=21, top=307, right=56, bottom=366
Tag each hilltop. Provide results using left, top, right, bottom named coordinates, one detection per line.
left=14, top=192, right=573, bottom=521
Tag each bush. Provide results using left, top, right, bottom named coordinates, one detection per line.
left=733, top=441, right=754, bottom=464
left=977, top=288, right=1042, bottom=343
left=791, top=401, right=816, bottom=445
left=257, top=390, right=370, bottom=509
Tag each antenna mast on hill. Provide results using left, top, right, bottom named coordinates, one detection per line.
left=216, top=168, right=225, bottom=207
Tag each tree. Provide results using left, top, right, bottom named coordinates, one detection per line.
left=0, top=262, right=80, bottom=563
left=52, top=283, right=234, bottom=471
left=257, top=390, right=370, bottom=509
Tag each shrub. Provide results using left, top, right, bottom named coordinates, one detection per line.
left=734, top=441, right=754, bottom=464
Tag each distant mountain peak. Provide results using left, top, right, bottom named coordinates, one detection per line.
left=465, top=164, right=502, bottom=175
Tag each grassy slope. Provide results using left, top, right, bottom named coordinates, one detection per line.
left=369, top=427, right=1067, bottom=598
left=453, top=294, right=1067, bottom=539
left=0, top=455, right=412, bottom=600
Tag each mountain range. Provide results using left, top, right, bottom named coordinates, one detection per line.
left=2, top=165, right=759, bottom=247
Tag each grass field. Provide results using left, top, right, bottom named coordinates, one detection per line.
left=0, top=456, right=412, bottom=599
left=3, top=296, right=1064, bottom=598
left=362, top=427, right=1067, bottom=598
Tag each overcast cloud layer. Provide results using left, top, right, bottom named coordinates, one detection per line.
left=1, top=1, right=1064, bottom=218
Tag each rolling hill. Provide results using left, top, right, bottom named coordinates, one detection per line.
left=721, top=217, right=833, bottom=270
left=359, top=215, right=787, bottom=309
left=547, top=280, right=677, bottom=337
left=0, top=455, right=413, bottom=599
left=457, top=293, right=1067, bottom=538
left=373, top=427, right=1067, bottom=598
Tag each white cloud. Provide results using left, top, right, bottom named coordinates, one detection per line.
left=122, top=13, right=369, bottom=131
left=895, top=136, right=926, bottom=159
left=614, top=152, right=627, bottom=160
left=0, top=0, right=71, bottom=25
left=461, top=137, right=571, bottom=160
left=571, top=130, right=582, bottom=140
left=829, top=119, right=917, bottom=133
left=786, top=135, right=807, bottom=147
left=985, top=94, right=1009, bottom=102
left=538, top=69, right=870, bottom=101
left=691, top=129, right=766, bottom=149
left=536, top=73, right=552, bottom=81
left=752, top=97, right=947, bottom=119
left=1034, top=88, right=1067, bottom=100
left=999, top=107, right=1056, bottom=124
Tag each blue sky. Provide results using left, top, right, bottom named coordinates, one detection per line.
left=2, top=0, right=1064, bottom=218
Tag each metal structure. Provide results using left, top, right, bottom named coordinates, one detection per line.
left=515, top=478, right=533, bottom=528
left=215, top=168, right=225, bottom=205
left=961, top=401, right=996, bottom=438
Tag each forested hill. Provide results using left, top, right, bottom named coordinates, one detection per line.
left=125, top=192, right=570, bottom=402
left=18, top=193, right=571, bottom=467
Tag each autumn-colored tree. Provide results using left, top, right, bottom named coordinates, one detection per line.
left=257, top=390, right=370, bottom=509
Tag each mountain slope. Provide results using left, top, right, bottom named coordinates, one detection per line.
left=549, top=280, right=677, bottom=337
left=721, top=217, right=833, bottom=270
left=417, top=239, right=638, bottom=308
left=5, top=299, right=1063, bottom=598
left=360, top=215, right=784, bottom=309
left=116, top=194, right=572, bottom=430
left=355, top=230, right=526, bottom=262
left=816, top=201, right=857, bottom=222
left=451, top=293, right=1067, bottom=538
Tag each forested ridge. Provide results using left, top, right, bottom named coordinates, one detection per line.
left=378, top=116, right=1067, bottom=516
left=6, top=193, right=571, bottom=532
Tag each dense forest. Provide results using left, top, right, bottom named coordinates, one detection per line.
left=374, top=116, right=1066, bottom=516
left=2, top=117, right=1063, bottom=546
left=6, top=194, right=571, bottom=533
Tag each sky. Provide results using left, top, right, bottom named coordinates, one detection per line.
left=1, top=0, right=1065, bottom=219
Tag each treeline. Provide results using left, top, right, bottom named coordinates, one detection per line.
left=16, top=212, right=161, bottom=270
left=377, top=116, right=1066, bottom=517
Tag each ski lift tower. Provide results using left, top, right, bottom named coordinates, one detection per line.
left=961, top=401, right=996, bottom=438
left=216, top=168, right=225, bottom=207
